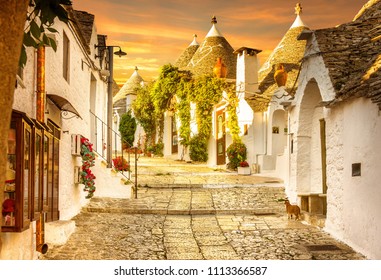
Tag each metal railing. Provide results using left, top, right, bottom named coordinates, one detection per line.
left=89, top=110, right=138, bottom=198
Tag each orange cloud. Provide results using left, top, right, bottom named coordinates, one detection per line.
left=74, top=0, right=366, bottom=83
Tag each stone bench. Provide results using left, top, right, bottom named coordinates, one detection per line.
left=298, top=193, right=327, bottom=215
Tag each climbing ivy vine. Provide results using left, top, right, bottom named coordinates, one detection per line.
left=151, top=64, right=181, bottom=142
left=225, top=84, right=241, bottom=143
left=189, top=75, right=226, bottom=161
left=132, top=63, right=240, bottom=163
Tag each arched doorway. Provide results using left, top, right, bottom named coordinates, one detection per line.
left=296, top=79, right=327, bottom=214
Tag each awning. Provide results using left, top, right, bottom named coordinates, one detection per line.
left=47, top=94, right=82, bottom=119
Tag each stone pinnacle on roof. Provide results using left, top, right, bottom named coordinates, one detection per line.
left=206, top=15, right=223, bottom=37
left=295, top=3, right=302, bottom=15
left=175, top=34, right=200, bottom=68
left=291, top=3, right=307, bottom=28
left=190, top=34, right=199, bottom=46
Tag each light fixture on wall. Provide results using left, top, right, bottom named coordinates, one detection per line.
left=94, top=44, right=127, bottom=167
left=114, top=47, right=127, bottom=57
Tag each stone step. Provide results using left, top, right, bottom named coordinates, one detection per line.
left=85, top=206, right=280, bottom=216
left=301, top=211, right=326, bottom=228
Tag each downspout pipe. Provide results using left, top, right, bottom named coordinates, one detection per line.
left=36, top=45, right=45, bottom=123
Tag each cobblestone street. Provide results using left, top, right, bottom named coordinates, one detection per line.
left=42, top=157, right=366, bottom=260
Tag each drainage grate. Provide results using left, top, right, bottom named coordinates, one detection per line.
left=305, top=244, right=341, bottom=251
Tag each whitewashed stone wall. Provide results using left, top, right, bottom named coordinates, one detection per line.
left=288, top=33, right=336, bottom=200
left=328, top=98, right=381, bottom=259
left=2, top=16, right=110, bottom=259
left=289, top=33, right=381, bottom=259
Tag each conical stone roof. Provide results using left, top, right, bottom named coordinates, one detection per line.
left=113, top=67, right=144, bottom=105
left=175, top=34, right=200, bottom=68
left=183, top=16, right=236, bottom=79
left=246, top=4, right=309, bottom=112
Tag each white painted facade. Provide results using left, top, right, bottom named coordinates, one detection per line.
left=1, top=10, right=125, bottom=259
left=287, top=32, right=381, bottom=259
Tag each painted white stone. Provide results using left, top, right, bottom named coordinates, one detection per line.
left=2, top=13, right=115, bottom=260
left=289, top=32, right=381, bottom=259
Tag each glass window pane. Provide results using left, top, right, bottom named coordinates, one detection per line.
left=35, top=134, right=41, bottom=215
left=24, top=129, right=31, bottom=222
left=43, top=135, right=49, bottom=209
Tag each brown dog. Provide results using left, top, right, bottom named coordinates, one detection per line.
left=285, top=199, right=301, bottom=220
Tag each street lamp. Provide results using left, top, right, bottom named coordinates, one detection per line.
left=95, top=45, right=127, bottom=167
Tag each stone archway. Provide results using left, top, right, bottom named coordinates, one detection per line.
left=296, top=79, right=326, bottom=197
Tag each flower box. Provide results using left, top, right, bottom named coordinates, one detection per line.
left=237, top=166, right=251, bottom=175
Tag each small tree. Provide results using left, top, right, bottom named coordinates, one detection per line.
left=132, top=82, right=157, bottom=150
left=119, top=110, right=136, bottom=148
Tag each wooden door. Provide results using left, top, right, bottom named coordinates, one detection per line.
left=171, top=117, right=178, bottom=154
left=216, top=110, right=226, bottom=165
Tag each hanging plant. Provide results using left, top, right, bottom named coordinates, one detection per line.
left=80, top=137, right=96, bottom=199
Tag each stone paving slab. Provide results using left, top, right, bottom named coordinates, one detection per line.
left=41, top=212, right=366, bottom=260
left=41, top=157, right=366, bottom=260
left=85, top=186, right=286, bottom=215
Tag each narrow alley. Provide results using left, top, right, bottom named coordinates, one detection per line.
left=41, top=157, right=365, bottom=260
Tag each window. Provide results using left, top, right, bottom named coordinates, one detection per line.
left=34, top=129, right=43, bottom=219
left=48, top=120, right=60, bottom=221
left=2, top=111, right=61, bottom=232
left=2, top=111, right=33, bottom=232
left=63, top=32, right=70, bottom=82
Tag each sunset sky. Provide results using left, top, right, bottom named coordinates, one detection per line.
left=73, top=0, right=367, bottom=85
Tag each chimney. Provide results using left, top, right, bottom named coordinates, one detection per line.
left=234, top=47, right=262, bottom=98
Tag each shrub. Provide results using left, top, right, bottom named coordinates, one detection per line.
left=119, top=110, right=137, bottom=147
left=147, top=142, right=164, bottom=157
left=226, top=141, right=247, bottom=170
left=189, top=134, right=208, bottom=162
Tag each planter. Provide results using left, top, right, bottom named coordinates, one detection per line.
left=237, top=166, right=251, bottom=175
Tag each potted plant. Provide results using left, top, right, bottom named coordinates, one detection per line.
left=237, top=160, right=251, bottom=175
left=226, top=141, right=247, bottom=170
left=112, top=156, right=130, bottom=172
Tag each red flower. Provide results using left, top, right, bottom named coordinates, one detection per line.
left=240, top=161, right=249, bottom=167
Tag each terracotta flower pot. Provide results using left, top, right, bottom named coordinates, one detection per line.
left=213, top=57, right=227, bottom=78
left=274, top=63, right=287, bottom=87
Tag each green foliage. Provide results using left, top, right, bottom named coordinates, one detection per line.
left=176, top=73, right=192, bottom=147
left=80, top=137, right=96, bottom=199
left=192, top=76, right=225, bottom=139
left=226, top=84, right=241, bottom=142
left=132, top=83, right=157, bottom=147
left=186, top=75, right=225, bottom=161
left=138, top=64, right=232, bottom=163
left=148, top=64, right=193, bottom=147
left=119, top=110, right=137, bottom=148
left=226, top=141, right=247, bottom=170
left=20, top=0, right=72, bottom=67
left=147, top=142, right=164, bottom=157
left=151, top=64, right=181, bottom=141
left=189, top=134, right=208, bottom=162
